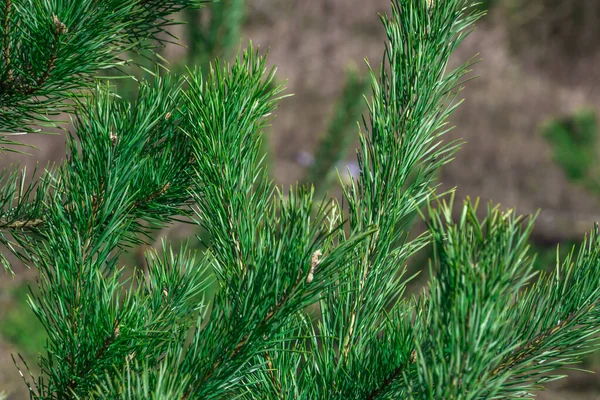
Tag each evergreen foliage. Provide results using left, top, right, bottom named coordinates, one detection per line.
left=0, top=0, right=207, bottom=138
left=2, top=1, right=600, bottom=399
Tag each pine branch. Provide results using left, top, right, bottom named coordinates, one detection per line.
left=10, top=15, right=66, bottom=97
left=0, top=0, right=210, bottom=140
left=0, top=165, right=53, bottom=272
left=486, top=223, right=600, bottom=396
left=393, top=197, right=600, bottom=399
left=286, top=1, right=484, bottom=397
left=163, top=47, right=376, bottom=398
left=13, top=76, right=205, bottom=399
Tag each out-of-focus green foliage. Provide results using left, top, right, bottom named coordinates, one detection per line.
left=0, top=284, right=46, bottom=359
left=543, top=109, right=598, bottom=187
left=184, top=0, right=245, bottom=69
left=482, top=0, right=600, bottom=57
left=303, top=67, right=370, bottom=197
left=506, top=0, right=600, bottom=56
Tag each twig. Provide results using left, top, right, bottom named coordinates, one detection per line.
left=2, top=218, right=44, bottom=229
left=366, top=365, right=403, bottom=400
left=490, top=308, right=583, bottom=376
left=66, top=318, right=119, bottom=398
left=342, top=230, right=379, bottom=359
left=182, top=265, right=309, bottom=399
left=2, top=0, right=12, bottom=80
left=226, top=201, right=245, bottom=274
left=366, top=348, right=418, bottom=400
left=23, top=15, right=65, bottom=95
left=264, top=347, right=283, bottom=398
left=6, top=14, right=67, bottom=96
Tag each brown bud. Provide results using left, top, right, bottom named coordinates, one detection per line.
left=52, top=15, right=68, bottom=35
left=306, top=250, right=322, bottom=284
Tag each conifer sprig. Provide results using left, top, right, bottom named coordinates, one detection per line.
left=269, top=1, right=486, bottom=397
left=12, top=74, right=202, bottom=399
left=171, top=46, right=376, bottom=399
left=400, top=198, right=600, bottom=399
left=0, top=0, right=208, bottom=139
left=0, top=165, right=49, bottom=271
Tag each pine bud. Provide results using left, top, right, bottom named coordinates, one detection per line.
left=306, top=249, right=322, bottom=284
left=52, top=15, right=68, bottom=35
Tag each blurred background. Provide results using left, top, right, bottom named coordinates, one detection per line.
left=2, top=0, right=600, bottom=398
